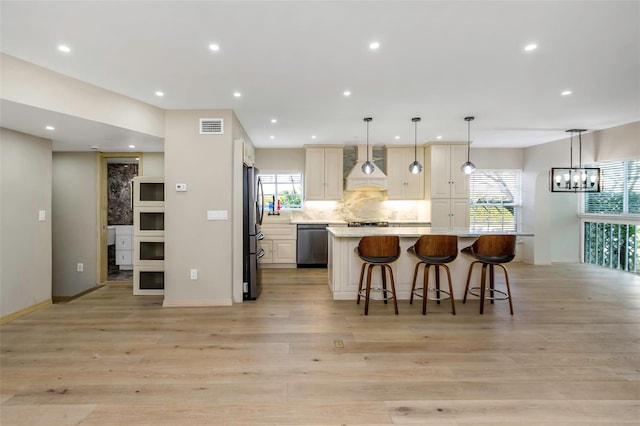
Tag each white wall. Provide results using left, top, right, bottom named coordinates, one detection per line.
left=52, top=152, right=98, bottom=296
left=164, top=109, right=235, bottom=306
left=0, top=128, right=52, bottom=318
left=255, top=148, right=305, bottom=171
left=142, top=152, right=164, bottom=176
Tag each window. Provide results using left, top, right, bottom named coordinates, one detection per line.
left=584, top=159, right=640, bottom=215
left=469, top=170, right=521, bottom=231
left=260, top=172, right=303, bottom=210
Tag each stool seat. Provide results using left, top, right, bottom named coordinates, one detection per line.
left=407, top=235, right=458, bottom=315
left=462, top=234, right=516, bottom=314
left=355, top=236, right=400, bottom=315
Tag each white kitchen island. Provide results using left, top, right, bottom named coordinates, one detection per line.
left=327, top=226, right=533, bottom=301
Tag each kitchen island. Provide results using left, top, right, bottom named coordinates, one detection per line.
left=327, top=226, right=533, bottom=301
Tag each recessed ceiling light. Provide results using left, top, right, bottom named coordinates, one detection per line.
left=45, top=125, right=55, bottom=131
left=311, top=135, right=317, bottom=139
left=271, top=119, right=277, bottom=124
left=57, top=44, right=71, bottom=53
left=209, top=44, right=220, bottom=51
left=233, top=91, right=242, bottom=98
left=129, top=145, right=135, bottom=149
left=369, top=41, right=380, bottom=50
left=524, top=43, right=538, bottom=51
left=561, top=90, right=573, bottom=96
left=343, top=90, right=351, bottom=97
left=155, top=91, right=164, bottom=97
left=394, top=136, right=400, bottom=140
left=269, top=135, right=275, bottom=139
left=436, top=135, right=443, bottom=140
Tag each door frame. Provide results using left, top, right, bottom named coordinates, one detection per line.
left=97, top=152, right=143, bottom=283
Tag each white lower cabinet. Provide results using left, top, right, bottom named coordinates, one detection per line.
left=115, top=226, right=133, bottom=270
left=258, top=223, right=297, bottom=265
left=431, top=198, right=469, bottom=228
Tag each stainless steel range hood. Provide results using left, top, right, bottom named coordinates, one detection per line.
left=345, top=145, right=388, bottom=191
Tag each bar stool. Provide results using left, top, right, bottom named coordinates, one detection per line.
left=355, top=236, right=400, bottom=315
left=407, top=235, right=457, bottom=315
left=462, top=235, right=516, bottom=315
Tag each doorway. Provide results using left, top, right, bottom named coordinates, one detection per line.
left=98, top=153, right=142, bottom=283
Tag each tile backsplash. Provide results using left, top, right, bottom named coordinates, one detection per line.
left=291, top=190, right=430, bottom=223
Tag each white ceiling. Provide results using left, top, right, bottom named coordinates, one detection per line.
left=1, top=1, right=638, bottom=151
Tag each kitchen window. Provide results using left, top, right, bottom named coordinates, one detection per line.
left=469, top=170, right=521, bottom=231
left=260, top=171, right=303, bottom=210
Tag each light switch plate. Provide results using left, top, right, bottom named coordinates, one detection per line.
left=176, top=183, right=187, bottom=192
left=207, top=210, right=228, bottom=220
left=190, top=269, right=198, bottom=280
left=38, top=210, right=46, bottom=221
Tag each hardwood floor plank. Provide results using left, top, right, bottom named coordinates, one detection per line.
left=1, top=263, right=639, bottom=424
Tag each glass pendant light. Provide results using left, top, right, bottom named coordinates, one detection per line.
left=460, top=116, right=476, bottom=174
left=408, top=117, right=423, bottom=174
left=362, top=117, right=375, bottom=174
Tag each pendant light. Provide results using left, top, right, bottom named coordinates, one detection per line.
left=408, top=117, right=423, bottom=174
left=460, top=116, right=476, bottom=174
left=362, top=117, right=375, bottom=174
left=550, top=129, right=601, bottom=192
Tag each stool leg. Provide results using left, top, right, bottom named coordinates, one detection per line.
left=410, top=262, right=422, bottom=304
left=422, top=264, right=430, bottom=315
left=497, top=264, right=514, bottom=315
left=463, top=261, right=478, bottom=304
left=480, top=263, right=488, bottom=314
left=386, top=264, right=398, bottom=315
left=489, top=264, right=495, bottom=305
left=356, top=262, right=366, bottom=305
left=443, top=264, right=456, bottom=315
left=434, top=266, right=441, bottom=304
left=381, top=263, right=388, bottom=305
left=364, top=264, right=373, bottom=315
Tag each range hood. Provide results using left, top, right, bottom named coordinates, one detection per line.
left=345, top=145, right=388, bottom=191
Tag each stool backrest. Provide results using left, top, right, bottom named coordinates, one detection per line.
left=413, top=235, right=458, bottom=257
left=473, top=235, right=516, bottom=260
left=358, top=236, right=400, bottom=259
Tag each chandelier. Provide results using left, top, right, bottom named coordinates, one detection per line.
left=550, top=129, right=600, bottom=193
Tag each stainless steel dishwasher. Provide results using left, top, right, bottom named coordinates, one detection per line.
left=296, top=224, right=329, bottom=267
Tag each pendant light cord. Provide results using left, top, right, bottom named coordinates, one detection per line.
left=414, top=120, right=418, bottom=160
left=467, top=119, right=471, bottom=161
left=570, top=132, right=574, bottom=168
left=366, top=120, right=370, bottom=162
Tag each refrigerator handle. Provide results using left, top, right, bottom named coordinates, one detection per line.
left=256, top=176, right=265, bottom=225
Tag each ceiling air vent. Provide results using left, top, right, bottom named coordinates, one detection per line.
left=199, top=118, right=224, bottom=135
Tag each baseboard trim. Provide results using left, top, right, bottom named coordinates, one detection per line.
left=52, top=285, right=105, bottom=304
left=162, top=298, right=233, bottom=307
left=0, top=299, right=52, bottom=325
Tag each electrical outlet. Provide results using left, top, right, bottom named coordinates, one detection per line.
left=77, top=263, right=84, bottom=272
left=190, top=269, right=198, bottom=280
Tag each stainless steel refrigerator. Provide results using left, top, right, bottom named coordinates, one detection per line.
left=243, top=165, right=265, bottom=300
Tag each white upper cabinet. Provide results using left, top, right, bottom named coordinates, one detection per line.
left=304, top=146, right=343, bottom=200
left=384, top=146, right=425, bottom=200
left=431, top=198, right=470, bottom=228
left=426, top=144, right=469, bottom=199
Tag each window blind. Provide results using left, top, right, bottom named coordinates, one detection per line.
left=469, top=170, right=521, bottom=231
left=584, top=160, right=639, bottom=214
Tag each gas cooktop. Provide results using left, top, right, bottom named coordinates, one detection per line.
left=347, top=221, right=390, bottom=227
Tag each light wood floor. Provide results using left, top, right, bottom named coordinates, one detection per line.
left=1, top=263, right=639, bottom=425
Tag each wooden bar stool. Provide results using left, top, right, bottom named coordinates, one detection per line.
left=462, top=235, right=516, bottom=314
left=407, top=235, right=457, bottom=315
left=355, top=236, right=400, bottom=315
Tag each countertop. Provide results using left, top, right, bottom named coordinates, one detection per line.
left=327, top=226, right=534, bottom=238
